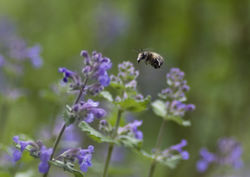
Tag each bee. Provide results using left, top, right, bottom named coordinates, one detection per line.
left=137, top=50, right=164, bottom=69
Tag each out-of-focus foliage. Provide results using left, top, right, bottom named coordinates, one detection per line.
left=0, top=0, right=249, bottom=176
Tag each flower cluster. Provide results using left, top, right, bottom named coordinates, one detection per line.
left=161, top=139, right=189, bottom=160
left=59, top=51, right=112, bottom=95
left=12, top=136, right=52, bottom=174
left=57, top=145, right=94, bottom=172
left=159, top=68, right=195, bottom=117
left=196, top=137, right=243, bottom=173
left=72, top=99, right=107, bottom=123
left=118, top=120, right=143, bottom=140
left=110, top=61, right=144, bottom=102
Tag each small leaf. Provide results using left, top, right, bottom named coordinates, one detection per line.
left=117, top=135, right=142, bottom=149
left=158, top=155, right=182, bottom=169
left=78, top=121, right=115, bottom=144
left=151, top=100, right=167, bottom=118
left=63, top=107, right=75, bottom=126
left=118, top=96, right=151, bottom=112
left=100, top=91, right=113, bottom=102
left=110, top=82, right=125, bottom=90
left=167, top=116, right=191, bottom=127
left=50, top=160, right=84, bottom=177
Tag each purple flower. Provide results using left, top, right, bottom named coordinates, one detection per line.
left=12, top=136, right=30, bottom=161
left=162, top=139, right=189, bottom=160
left=58, top=67, right=78, bottom=83
left=38, top=146, right=53, bottom=174
left=12, top=136, right=54, bottom=174
left=197, top=160, right=209, bottom=172
left=72, top=99, right=107, bottom=123
left=80, top=50, right=112, bottom=89
left=57, top=145, right=94, bottom=173
left=118, top=120, right=143, bottom=140
left=196, top=137, right=243, bottom=173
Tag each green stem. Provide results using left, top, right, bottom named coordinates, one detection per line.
left=43, top=77, right=88, bottom=177
left=102, top=109, right=123, bottom=177
left=147, top=119, right=167, bottom=177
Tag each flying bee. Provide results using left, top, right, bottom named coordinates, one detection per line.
left=137, top=50, right=164, bottom=69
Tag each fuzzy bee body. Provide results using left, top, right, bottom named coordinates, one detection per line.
left=137, top=51, right=164, bottom=69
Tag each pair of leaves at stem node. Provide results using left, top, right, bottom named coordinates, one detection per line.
left=100, top=91, right=151, bottom=112
left=78, top=121, right=142, bottom=149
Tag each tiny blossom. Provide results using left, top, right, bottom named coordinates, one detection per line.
left=38, top=146, right=53, bottom=174
left=58, top=67, right=80, bottom=85
left=12, top=136, right=30, bottom=161
left=196, top=137, right=243, bottom=173
left=161, top=139, right=189, bottom=160
left=57, top=145, right=94, bottom=173
left=72, top=99, right=107, bottom=123
left=118, top=120, right=143, bottom=140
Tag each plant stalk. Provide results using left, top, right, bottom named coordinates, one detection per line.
left=147, top=119, right=167, bottom=177
left=102, top=109, right=123, bottom=177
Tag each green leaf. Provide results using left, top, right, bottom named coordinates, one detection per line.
left=167, top=116, right=191, bottom=127
left=63, top=105, right=76, bottom=126
left=158, top=155, right=182, bottom=169
left=50, top=160, right=84, bottom=177
left=78, top=121, right=115, bottom=143
left=117, top=135, right=142, bottom=149
left=118, top=96, right=151, bottom=112
left=110, top=82, right=125, bottom=90
left=151, top=100, right=167, bottom=118
left=100, top=91, right=113, bottom=102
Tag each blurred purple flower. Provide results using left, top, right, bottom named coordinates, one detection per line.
left=27, top=45, right=43, bottom=68
left=94, top=3, right=128, bottom=44
left=196, top=137, right=243, bottom=173
left=162, top=139, right=189, bottom=160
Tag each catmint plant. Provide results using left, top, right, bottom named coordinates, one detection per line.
left=196, top=137, right=243, bottom=173
left=79, top=61, right=150, bottom=177
left=144, top=68, right=195, bottom=177
left=11, top=50, right=111, bottom=177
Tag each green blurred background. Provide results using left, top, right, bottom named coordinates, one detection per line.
left=0, top=0, right=250, bottom=176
